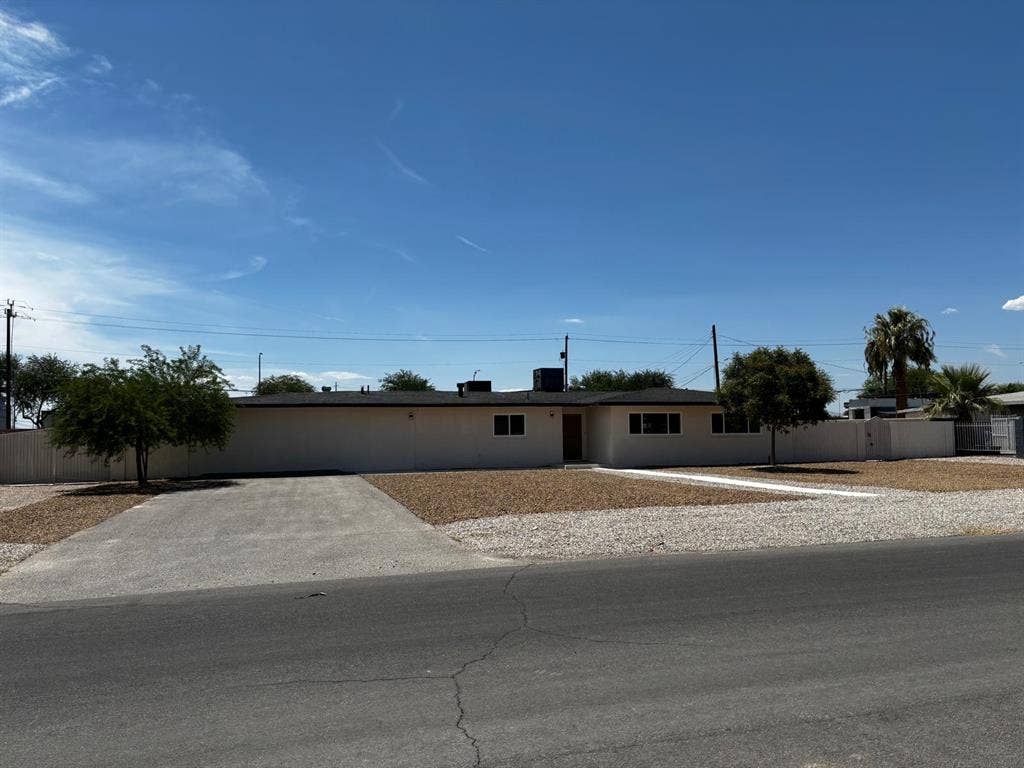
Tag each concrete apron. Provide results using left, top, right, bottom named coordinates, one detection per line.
left=593, top=467, right=880, bottom=498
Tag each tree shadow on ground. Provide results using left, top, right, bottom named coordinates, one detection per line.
left=61, top=479, right=240, bottom=497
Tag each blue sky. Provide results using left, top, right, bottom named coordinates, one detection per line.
left=1, top=1, right=1021, bottom=403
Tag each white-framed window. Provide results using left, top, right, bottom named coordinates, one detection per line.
left=493, top=413, right=526, bottom=437
left=711, top=412, right=761, bottom=435
left=628, top=412, right=681, bottom=435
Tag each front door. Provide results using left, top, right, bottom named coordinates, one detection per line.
left=562, top=413, right=583, bottom=461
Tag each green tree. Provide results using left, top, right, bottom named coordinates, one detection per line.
left=864, top=307, right=936, bottom=413
left=254, top=373, right=315, bottom=395
left=718, top=347, right=836, bottom=466
left=569, top=368, right=674, bottom=391
left=992, top=382, right=1024, bottom=395
left=379, top=369, right=435, bottom=391
left=924, top=364, right=1001, bottom=421
left=858, top=366, right=933, bottom=399
left=51, top=346, right=234, bottom=486
left=14, top=354, right=78, bottom=428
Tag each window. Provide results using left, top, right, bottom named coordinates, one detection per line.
left=711, top=412, right=760, bottom=434
left=493, top=413, right=525, bottom=437
left=628, top=412, right=681, bottom=435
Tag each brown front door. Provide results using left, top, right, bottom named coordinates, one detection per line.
left=562, top=413, right=583, bottom=461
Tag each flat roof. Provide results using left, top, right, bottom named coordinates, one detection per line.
left=232, top=387, right=719, bottom=408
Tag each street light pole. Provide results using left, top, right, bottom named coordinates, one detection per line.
left=257, top=352, right=263, bottom=393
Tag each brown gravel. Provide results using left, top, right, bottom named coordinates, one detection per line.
left=670, top=459, right=1024, bottom=493
left=0, top=481, right=198, bottom=545
left=363, top=469, right=796, bottom=525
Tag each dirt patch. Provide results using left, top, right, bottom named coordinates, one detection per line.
left=363, top=469, right=797, bottom=525
left=668, top=460, right=1024, bottom=492
left=0, top=480, right=236, bottom=545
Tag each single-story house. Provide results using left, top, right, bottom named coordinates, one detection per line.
left=144, top=378, right=952, bottom=478
left=0, top=375, right=959, bottom=483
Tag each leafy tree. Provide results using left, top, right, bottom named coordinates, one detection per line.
left=569, top=368, right=674, bottom=391
left=718, top=347, right=836, bottom=466
left=924, top=364, right=1001, bottom=421
left=379, top=369, right=435, bottom=391
left=13, top=354, right=78, bottom=428
left=254, top=373, right=315, bottom=395
left=858, top=366, right=933, bottom=399
left=992, top=382, right=1024, bottom=395
left=51, top=346, right=234, bottom=486
left=864, top=307, right=936, bottom=413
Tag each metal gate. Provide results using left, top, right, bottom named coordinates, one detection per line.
left=992, top=416, right=1020, bottom=456
left=954, top=416, right=1021, bottom=455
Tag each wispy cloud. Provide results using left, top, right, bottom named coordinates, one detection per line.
left=365, top=239, right=416, bottom=263
left=85, top=54, right=112, bottom=76
left=0, top=156, right=96, bottom=203
left=321, top=370, right=371, bottom=381
left=0, top=9, right=69, bottom=108
left=374, top=138, right=431, bottom=185
left=940, top=306, right=958, bottom=315
left=563, top=318, right=585, bottom=324
left=387, top=98, right=404, bottom=123
left=219, top=256, right=268, bottom=280
left=985, top=343, right=1007, bottom=358
left=1002, top=295, right=1024, bottom=312
left=456, top=235, right=489, bottom=253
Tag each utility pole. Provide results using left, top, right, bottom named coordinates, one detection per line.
left=5, top=300, right=16, bottom=430
left=257, top=352, right=263, bottom=393
left=560, top=335, right=569, bottom=391
left=711, top=324, right=720, bottom=393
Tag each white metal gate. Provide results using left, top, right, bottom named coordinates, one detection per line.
left=955, top=416, right=1021, bottom=455
left=992, top=416, right=1019, bottom=456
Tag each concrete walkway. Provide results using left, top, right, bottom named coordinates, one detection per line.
left=595, top=467, right=880, bottom=498
left=0, top=476, right=507, bottom=603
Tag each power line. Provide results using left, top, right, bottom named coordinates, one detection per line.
left=669, top=336, right=712, bottom=374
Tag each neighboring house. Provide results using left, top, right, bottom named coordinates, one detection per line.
left=992, top=391, right=1024, bottom=415
left=843, top=396, right=931, bottom=419
left=898, top=391, right=1024, bottom=419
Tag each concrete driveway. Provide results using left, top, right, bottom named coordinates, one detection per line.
left=0, top=476, right=507, bottom=603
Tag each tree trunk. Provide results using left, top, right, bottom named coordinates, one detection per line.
left=135, top=438, right=147, bottom=488
left=893, top=359, right=908, bottom=414
left=769, top=426, right=776, bottom=466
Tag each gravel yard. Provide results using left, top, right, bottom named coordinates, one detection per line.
left=363, top=469, right=796, bottom=525
left=0, top=483, right=98, bottom=512
left=443, top=483, right=1024, bottom=560
left=667, top=459, right=1024, bottom=492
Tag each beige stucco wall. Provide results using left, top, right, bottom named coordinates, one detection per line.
left=164, top=405, right=565, bottom=476
left=598, top=406, right=769, bottom=467
left=888, top=418, right=955, bottom=458
left=598, top=408, right=955, bottom=468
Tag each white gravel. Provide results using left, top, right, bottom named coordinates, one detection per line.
left=442, top=487, right=1024, bottom=560
left=923, top=455, right=1024, bottom=466
left=0, top=542, right=46, bottom=575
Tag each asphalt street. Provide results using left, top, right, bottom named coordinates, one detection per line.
left=2, top=535, right=1022, bottom=767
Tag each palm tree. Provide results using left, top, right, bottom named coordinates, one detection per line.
left=864, top=307, right=936, bottom=413
left=924, top=364, right=1000, bottom=421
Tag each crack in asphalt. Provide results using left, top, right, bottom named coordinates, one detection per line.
left=263, top=564, right=686, bottom=767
